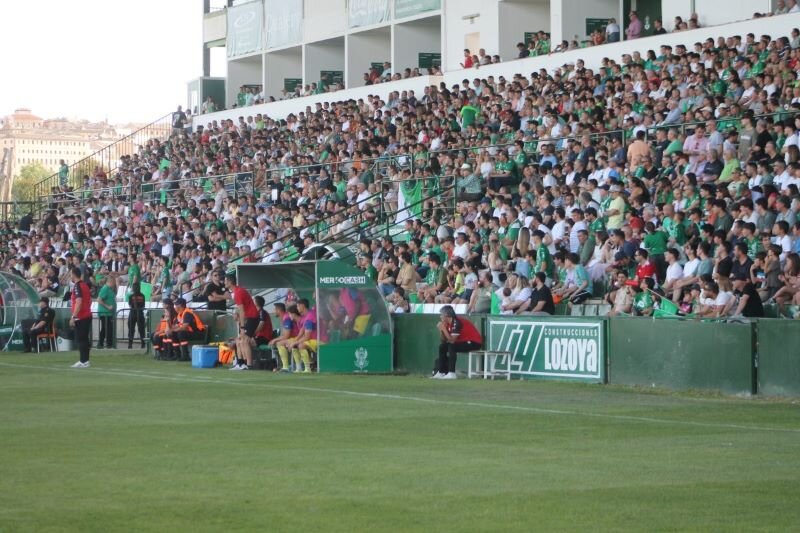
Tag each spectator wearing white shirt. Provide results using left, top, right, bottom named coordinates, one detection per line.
left=663, top=248, right=684, bottom=295
left=569, top=210, right=587, bottom=254
left=551, top=208, right=567, bottom=251
left=452, top=233, right=470, bottom=261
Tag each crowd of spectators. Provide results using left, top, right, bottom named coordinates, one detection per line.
left=4, top=23, right=800, bottom=322
left=364, top=61, right=443, bottom=86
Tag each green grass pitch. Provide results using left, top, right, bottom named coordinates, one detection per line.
left=1, top=351, right=799, bottom=532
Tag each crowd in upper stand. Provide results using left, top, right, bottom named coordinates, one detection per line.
left=4, top=20, right=800, bottom=319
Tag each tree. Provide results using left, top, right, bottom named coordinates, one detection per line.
left=12, top=162, right=51, bottom=204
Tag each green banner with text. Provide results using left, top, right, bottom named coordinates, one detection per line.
left=488, top=318, right=606, bottom=382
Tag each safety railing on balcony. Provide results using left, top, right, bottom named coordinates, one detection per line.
left=32, top=112, right=174, bottom=216
left=39, top=171, right=254, bottom=214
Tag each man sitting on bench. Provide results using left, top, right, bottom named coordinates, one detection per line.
left=288, top=298, right=317, bottom=373
left=433, top=305, right=482, bottom=380
left=171, top=297, right=207, bottom=361
left=22, top=297, right=56, bottom=352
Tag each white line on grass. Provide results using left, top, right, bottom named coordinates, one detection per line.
left=1, top=361, right=799, bottom=434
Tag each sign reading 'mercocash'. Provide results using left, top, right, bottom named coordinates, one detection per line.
left=488, top=319, right=605, bottom=382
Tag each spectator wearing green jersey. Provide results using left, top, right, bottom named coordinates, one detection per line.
left=531, top=230, right=552, bottom=283
left=460, top=102, right=479, bottom=129
left=643, top=221, right=669, bottom=282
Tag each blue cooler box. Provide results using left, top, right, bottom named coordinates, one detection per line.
left=192, top=345, right=219, bottom=368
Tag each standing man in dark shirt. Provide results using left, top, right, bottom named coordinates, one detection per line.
left=22, top=297, right=55, bottom=352
left=203, top=270, right=228, bottom=311
left=18, top=212, right=33, bottom=234
left=172, top=105, right=187, bottom=135
left=127, top=282, right=147, bottom=349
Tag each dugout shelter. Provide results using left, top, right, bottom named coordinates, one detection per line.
left=0, top=271, right=40, bottom=351
left=236, top=261, right=392, bottom=373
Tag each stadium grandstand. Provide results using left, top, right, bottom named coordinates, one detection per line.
left=5, top=3, right=800, bottom=531
left=2, top=2, right=800, bottom=367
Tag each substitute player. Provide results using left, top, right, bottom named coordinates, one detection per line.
left=287, top=298, right=317, bottom=373
left=270, top=303, right=299, bottom=372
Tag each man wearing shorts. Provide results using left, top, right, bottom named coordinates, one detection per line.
left=288, top=298, right=317, bottom=373
left=339, top=288, right=371, bottom=339
left=273, top=304, right=301, bottom=371
left=225, top=273, right=259, bottom=370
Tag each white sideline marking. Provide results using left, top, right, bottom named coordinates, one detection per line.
left=1, top=361, right=799, bottom=434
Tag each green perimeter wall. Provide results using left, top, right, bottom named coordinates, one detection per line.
left=393, top=314, right=485, bottom=374
left=755, top=319, right=800, bottom=396
left=393, top=315, right=781, bottom=396
left=42, top=309, right=800, bottom=396
left=607, top=318, right=755, bottom=395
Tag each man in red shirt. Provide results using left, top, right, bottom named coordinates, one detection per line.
left=225, top=273, right=259, bottom=370
left=434, top=305, right=482, bottom=380
left=70, top=267, right=93, bottom=368
left=634, top=249, right=657, bottom=283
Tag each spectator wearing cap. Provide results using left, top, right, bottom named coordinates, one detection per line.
left=457, top=163, right=482, bottom=201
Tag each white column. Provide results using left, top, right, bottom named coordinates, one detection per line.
left=550, top=0, right=564, bottom=47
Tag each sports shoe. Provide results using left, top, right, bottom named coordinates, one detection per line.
left=279, top=367, right=292, bottom=373
left=442, top=372, right=457, bottom=380
left=431, top=372, right=445, bottom=379
left=230, top=363, right=242, bottom=371
left=71, top=361, right=90, bottom=368
left=231, top=364, right=249, bottom=371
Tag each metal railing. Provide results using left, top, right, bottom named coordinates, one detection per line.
left=32, top=112, right=173, bottom=216
left=183, top=175, right=459, bottom=311
left=38, top=171, right=255, bottom=214
left=0, top=202, right=37, bottom=223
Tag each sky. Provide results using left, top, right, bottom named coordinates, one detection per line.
left=0, top=0, right=225, bottom=124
